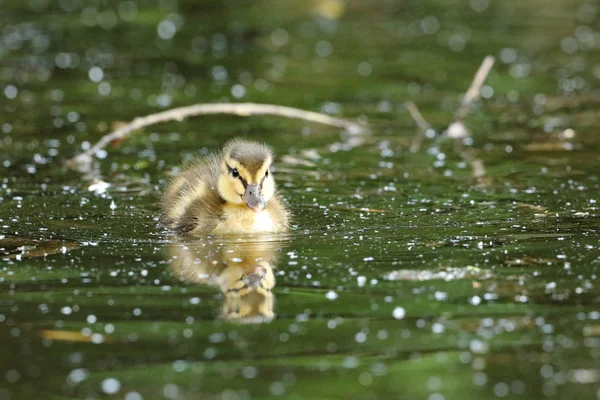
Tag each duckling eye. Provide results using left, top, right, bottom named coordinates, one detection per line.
left=265, top=170, right=269, bottom=177
left=231, top=168, right=239, bottom=178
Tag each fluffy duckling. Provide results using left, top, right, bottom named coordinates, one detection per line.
left=160, top=139, right=289, bottom=235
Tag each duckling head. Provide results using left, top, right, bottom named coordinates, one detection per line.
left=217, top=139, right=275, bottom=212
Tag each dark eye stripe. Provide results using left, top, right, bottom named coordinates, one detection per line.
left=226, top=163, right=237, bottom=176
left=226, top=164, right=247, bottom=188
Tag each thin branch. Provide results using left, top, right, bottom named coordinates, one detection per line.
left=470, top=158, right=486, bottom=179
left=455, top=55, right=495, bottom=121
left=451, top=55, right=495, bottom=180
left=405, top=101, right=431, bottom=133
left=456, top=146, right=487, bottom=181
left=404, top=56, right=495, bottom=181
left=405, top=101, right=432, bottom=152
left=65, top=102, right=367, bottom=172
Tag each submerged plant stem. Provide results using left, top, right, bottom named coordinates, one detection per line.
left=65, top=102, right=367, bottom=173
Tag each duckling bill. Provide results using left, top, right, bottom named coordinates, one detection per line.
left=160, top=139, right=289, bottom=234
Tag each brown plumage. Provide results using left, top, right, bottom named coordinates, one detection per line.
left=160, top=139, right=290, bottom=235
left=228, top=142, right=271, bottom=174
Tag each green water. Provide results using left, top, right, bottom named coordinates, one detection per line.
left=1, top=0, right=600, bottom=399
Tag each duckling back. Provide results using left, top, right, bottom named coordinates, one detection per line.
left=160, top=154, right=225, bottom=233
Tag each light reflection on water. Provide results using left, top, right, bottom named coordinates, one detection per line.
left=1, top=0, right=600, bottom=399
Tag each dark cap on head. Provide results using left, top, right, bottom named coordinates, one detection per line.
left=224, top=139, right=273, bottom=174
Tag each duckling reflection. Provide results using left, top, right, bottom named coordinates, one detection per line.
left=168, top=236, right=282, bottom=323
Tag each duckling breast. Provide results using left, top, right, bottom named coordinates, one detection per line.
left=213, top=205, right=278, bottom=234
left=251, top=210, right=276, bottom=232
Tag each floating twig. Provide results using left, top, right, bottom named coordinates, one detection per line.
left=65, top=102, right=367, bottom=173
left=455, top=55, right=495, bottom=121
left=405, top=101, right=431, bottom=133
left=470, top=158, right=486, bottom=179
left=406, top=56, right=496, bottom=180
left=406, top=101, right=433, bottom=152
left=447, top=56, right=496, bottom=140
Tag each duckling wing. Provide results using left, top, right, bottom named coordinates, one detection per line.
left=160, top=154, right=226, bottom=233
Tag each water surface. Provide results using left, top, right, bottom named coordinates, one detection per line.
left=1, top=1, right=600, bottom=399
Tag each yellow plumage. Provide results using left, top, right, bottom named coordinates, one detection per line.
left=160, top=139, right=290, bottom=235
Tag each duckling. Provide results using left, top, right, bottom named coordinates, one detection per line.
left=160, top=139, right=289, bottom=235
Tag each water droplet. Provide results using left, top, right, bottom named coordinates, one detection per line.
left=325, top=290, right=338, bottom=300
left=392, top=307, right=406, bottom=320
left=101, top=378, right=121, bottom=394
